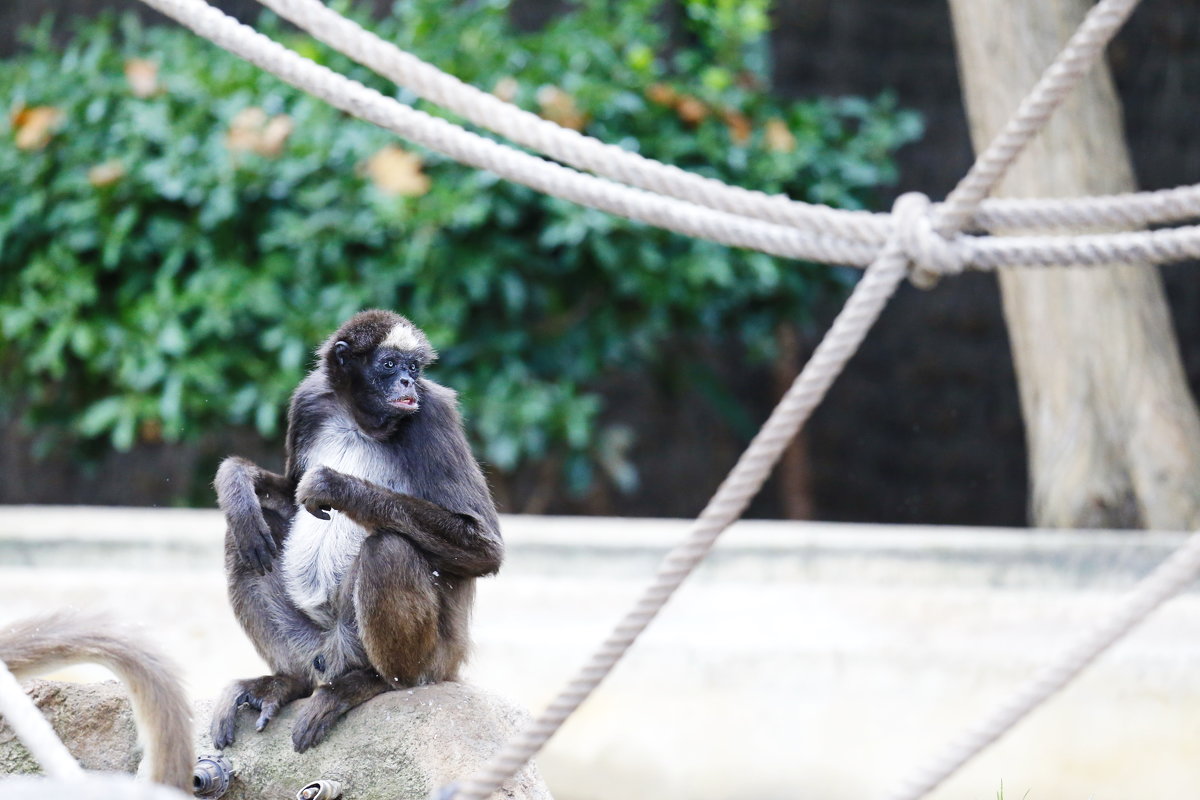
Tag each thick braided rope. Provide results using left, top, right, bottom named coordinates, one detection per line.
left=0, top=659, right=84, bottom=780
left=970, top=223, right=1200, bottom=268
left=447, top=245, right=909, bottom=800
left=446, top=0, right=1148, bottom=795
left=882, top=528, right=1200, bottom=800
left=254, top=0, right=887, bottom=243
left=134, top=0, right=1200, bottom=284
left=257, top=0, right=1200, bottom=241
left=980, top=183, right=1200, bottom=231
left=134, top=0, right=881, bottom=268
left=936, top=0, right=1142, bottom=234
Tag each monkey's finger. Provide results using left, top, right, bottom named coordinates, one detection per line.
left=257, top=520, right=279, bottom=556
left=240, top=544, right=270, bottom=575
left=212, top=701, right=244, bottom=750
left=304, top=499, right=331, bottom=520
left=255, top=535, right=277, bottom=571
left=255, top=701, right=280, bottom=732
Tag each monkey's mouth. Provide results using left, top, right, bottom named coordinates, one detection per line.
left=391, top=395, right=419, bottom=410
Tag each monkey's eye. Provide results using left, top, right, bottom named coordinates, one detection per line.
left=382, top=358, right=397, bottom=371
left=409, top=360, right=421, bottom=373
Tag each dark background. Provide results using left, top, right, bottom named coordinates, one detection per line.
left=2, top=0, right=1198, bottom=525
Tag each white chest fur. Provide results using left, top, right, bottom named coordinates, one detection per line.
left=280, top=414, right=406, bottom=622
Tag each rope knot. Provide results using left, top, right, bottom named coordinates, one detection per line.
left=891, top=192, right=966, bottom=289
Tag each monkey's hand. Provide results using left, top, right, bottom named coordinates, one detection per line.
left=297, top=466, right=347, bottom=521
left=216, top=456, right=287, bottom=575
left=229, top=507, right=278, bottom=575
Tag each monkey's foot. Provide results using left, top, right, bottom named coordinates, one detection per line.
left=291, top=668, right=389, bottom=752
left=211, top=674, right=313, bottom=749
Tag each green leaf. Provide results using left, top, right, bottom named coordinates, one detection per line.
left=0, top=2, right=920, bottom=504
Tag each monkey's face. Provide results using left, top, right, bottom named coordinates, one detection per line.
left=324, top=313, right=438, bottom=437
left=330, top=339, right=430, bottom=438
left=371, top=347, right=424, bottom=415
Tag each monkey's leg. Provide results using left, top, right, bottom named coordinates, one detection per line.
left=289, top=534, right=440, bottom=753
left=290, top=668, right=390, bottom=753
left=422, top=580, right=474, bottom=683
left=212, top=673, right=313, bottom=750
left=353, top=532, right=441, bottom=683
left=213, top=557, right=321, bottom=749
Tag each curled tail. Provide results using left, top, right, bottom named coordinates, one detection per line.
left=0, top=611, right=193, bottom=792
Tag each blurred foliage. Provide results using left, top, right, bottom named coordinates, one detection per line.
left=0, top=0, right=921, bottom=499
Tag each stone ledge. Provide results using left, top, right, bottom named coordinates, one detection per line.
left=1, top=679, right=551, bottom=800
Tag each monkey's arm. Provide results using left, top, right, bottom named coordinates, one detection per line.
left=215, top=456, right=296, bottom=575
left=297, top=467, right=503, bottom=577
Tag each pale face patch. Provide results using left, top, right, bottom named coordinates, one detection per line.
left=382, top=323, right=420, bottom=352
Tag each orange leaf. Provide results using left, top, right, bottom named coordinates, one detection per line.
left=258, top=115, right=294, bottom=157
left=226, top=107, right=267, bottom=154
left=125, top=59, right=160, bottom=99
left=645, top=83, right=678, bottom=107
left=225, top=108, right=292, bottom=158
left=88, top=160, right=126, bottom=187
left=722, top=109, right=752, bottom=144
left=365, top=146, right=431, bottom=197
left=765, top=118, right=796, bottom=153
left=13, top=105, right=63, bottom=151
left=492, top=77, right=519, bottom=103
left=675, top=95, right=708, bottom=126
left=536, top=85, right=588, bottom=131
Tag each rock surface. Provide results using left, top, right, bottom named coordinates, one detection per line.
left=0, top=680, right=140, bottom=776
left=1, top=679, right=552, bottom=800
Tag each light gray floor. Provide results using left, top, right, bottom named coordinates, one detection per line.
left=3, top=508, right=1199, bottom=800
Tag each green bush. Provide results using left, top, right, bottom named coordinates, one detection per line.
left=0, top=0, right=921, bottom=498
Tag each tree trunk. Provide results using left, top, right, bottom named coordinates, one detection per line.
left=947, top=0, right=1200, bottom=529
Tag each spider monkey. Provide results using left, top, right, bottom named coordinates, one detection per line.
left=211, top=310, right=503, bottom=753
left=0, top=610, right=194, bottom=793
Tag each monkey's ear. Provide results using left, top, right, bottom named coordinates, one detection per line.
left=333, top=341, right=351, bottom=366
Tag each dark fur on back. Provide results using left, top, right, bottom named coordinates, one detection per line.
left=212, top=311, right=502, bottom=753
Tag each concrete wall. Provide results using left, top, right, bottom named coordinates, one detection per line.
left=2, top=507, right=1199, bottom=799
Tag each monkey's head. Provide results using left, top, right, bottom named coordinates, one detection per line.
left=321, top=310, right=438, bottom=438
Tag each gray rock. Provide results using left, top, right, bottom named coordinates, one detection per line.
left=197, top=681, right=552, bottom=800
left=1, top=680, right=552, bottom=800
left=0, top=679, right=141, bottom=776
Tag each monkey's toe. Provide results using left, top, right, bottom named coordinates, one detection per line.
left=291, top=715, right=333, bottom=753
left=290, top=697, right=343, bottom=753
left=255, top=700, right=281, bottom=732
left=210, top=711, right=239, bottom=750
